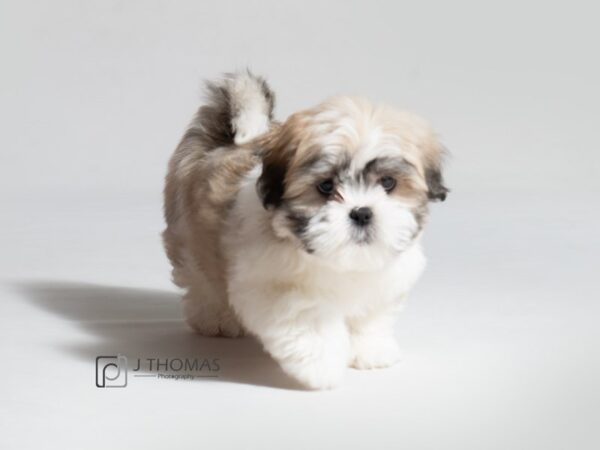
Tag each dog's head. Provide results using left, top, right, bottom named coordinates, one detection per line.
left=256, top=96, right=448, bottom=271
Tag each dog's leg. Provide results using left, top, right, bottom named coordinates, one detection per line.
left=348, top=303, right=402, bottom=370
left=231, top=290, right=350, bottom=389
left=183, top=271, right=244, bottom=338
left=262, top=311, right=350, bottom=390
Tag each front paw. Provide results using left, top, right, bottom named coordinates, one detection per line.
left=350, top=334, right=401, bottom=370
left=281, top=354, right=347, bottom=390
left=270, top=330, right=350, bottom=390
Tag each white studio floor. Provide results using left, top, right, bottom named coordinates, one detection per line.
left=1, top=186, right=598, bottom=450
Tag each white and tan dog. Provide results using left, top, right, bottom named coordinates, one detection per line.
left=163, top=71, right=448, bottom=389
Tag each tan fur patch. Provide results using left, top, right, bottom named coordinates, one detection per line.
left=163, top=133, right=259, bottom=293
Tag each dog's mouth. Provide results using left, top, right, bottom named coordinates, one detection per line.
left=350, top=227, right=374, bottom=245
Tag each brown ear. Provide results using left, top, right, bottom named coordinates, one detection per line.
left=256, top=122, right=299, bottom=209
left=257, top=151, right=287, bottom=208
left=420, top=133, right=449, bottom=202
left=425, top=164, right=449, bottom=201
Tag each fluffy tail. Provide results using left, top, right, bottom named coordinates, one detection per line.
left=195, top=70, right=275, bottom=148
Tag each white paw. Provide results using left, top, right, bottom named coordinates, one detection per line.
left=350, top=334, right=401, bottom=370
left=268, top=326, right=350, bottom=390
left=186, top=316, right=245, bottom=337
left=281, top=355, right=347, bottom=390
left=185, top=305, right=245, bottom=338
left=217, top=310, right=245, bottom=338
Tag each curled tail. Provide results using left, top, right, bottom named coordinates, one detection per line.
left=194, top=70, right=275, bottom=148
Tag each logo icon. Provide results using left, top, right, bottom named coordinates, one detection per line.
left=96, top=355, right=128, bottom=388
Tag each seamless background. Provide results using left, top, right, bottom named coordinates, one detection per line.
left=1, top=1, right=599, bottom=449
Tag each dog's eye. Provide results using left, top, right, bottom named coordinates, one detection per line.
left=380, top=176, right=396, bottom=192
left=317, top=179, right=335, bottom=196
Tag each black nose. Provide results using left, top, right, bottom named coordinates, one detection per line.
left=349, top=207, right=373, bottom=226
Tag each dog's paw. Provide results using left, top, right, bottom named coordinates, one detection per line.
left=350, top=334, right=401, bottom=370
left=217, top=311, right=245, bottom=338
left=271, top=328, right=350, bottom=389
left=186, top=308, right=245, bottom=338
left=282, top=355, right=347, bottom=390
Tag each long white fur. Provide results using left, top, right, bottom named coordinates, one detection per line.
left=219, top=166, right=426, bottom=389
left=226, top=73, right=272, bottom=145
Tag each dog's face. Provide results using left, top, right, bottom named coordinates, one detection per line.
left=256, top=96, right=448, bottom=271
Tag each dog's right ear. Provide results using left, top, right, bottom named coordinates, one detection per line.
left=257, top=149, right=287, bottom=209
left=256, top=116, right=304, bottom=209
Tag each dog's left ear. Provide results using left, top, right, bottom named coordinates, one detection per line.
left=420, top=133, right=449, bottom=201
left=425, top=163, right=449, bottom=202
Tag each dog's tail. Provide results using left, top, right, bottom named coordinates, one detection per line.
left=192, top=70, right=275, bottom=148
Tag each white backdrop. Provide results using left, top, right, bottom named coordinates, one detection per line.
left=1, top=1, right=599, bottom=449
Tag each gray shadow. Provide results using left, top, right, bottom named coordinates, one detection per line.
left=14, top=280, right=303, bottom=390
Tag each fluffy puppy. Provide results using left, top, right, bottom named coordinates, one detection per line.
left=163, top=71, right=448, bottom=389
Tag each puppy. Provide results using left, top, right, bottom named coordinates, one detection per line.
left=163, top=71, right=448, bottom=389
